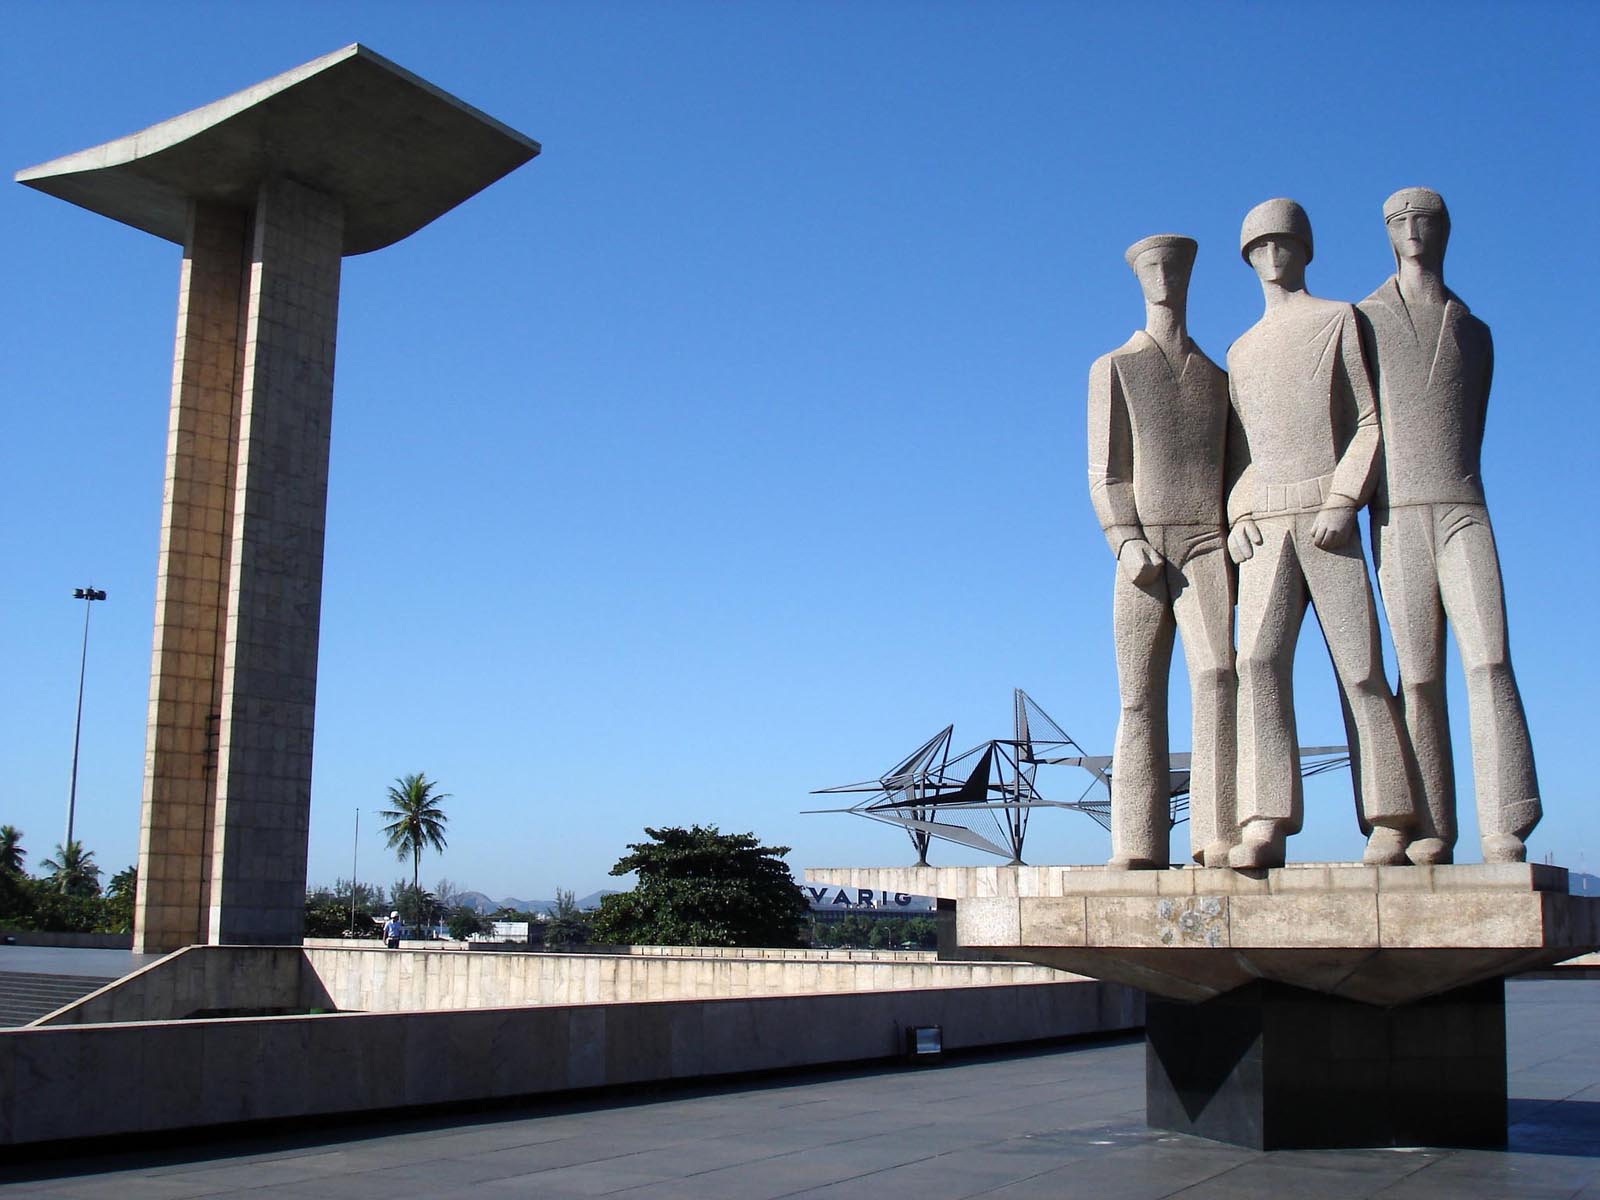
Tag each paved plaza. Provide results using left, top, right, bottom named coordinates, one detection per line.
left=0, top=947, right=164, bottom=980
left=3, top=979, right=1596, bottom=1199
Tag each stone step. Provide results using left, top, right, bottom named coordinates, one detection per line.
left=0, top=971, right=112, bottom=1026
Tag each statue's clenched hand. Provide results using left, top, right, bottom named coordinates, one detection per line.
left=1118, top=538, right=1165, bottom=586
left=1227, top=518, right=1262, bottom=564
left=1311, top=503, right=1357, bottom=550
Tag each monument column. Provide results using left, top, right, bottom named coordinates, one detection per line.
left=211, top=177, right=343, bottom=944
left=18, top=43, right=540, bottom=952
left=136, top=202, right=248, bottom=952
left=138, top=180, right=346, bottom=948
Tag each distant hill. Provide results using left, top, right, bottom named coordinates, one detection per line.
left=454, top=889, right=619, bottom=915
left=455, top=891, right=550, bottom=915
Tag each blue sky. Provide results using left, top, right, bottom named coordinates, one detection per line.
left=4, top=1, right=1598, bottom=899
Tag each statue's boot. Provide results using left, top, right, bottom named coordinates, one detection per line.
left=1481, top=833, right=1527, bottom=864
left=1362, top=825, right=1410, bottom=866
left=1228, top=822, right=1286, bottom=869
left=1107, top=853, right=1165, bottom=870
left=1200, top=840, right=1235, bottom=869
left=1406, top=837, right=1452, bottom=866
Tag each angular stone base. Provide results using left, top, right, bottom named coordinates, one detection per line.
left=1146, top=978, right=1507, bottom=1150
left=808, top=862, right=1600, bottom=1005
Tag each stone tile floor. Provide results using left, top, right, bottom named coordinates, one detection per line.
left=2, top=979, right=1595, bottom=1198
left=0, top=947, right=164, bottom=979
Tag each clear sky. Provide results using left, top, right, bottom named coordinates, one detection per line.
left=4, top=1, right=1598, bottom=900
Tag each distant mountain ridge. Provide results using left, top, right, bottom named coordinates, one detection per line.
left=454, top=890, right=617, bottom=914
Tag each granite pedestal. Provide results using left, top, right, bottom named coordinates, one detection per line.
left=1146, top=977, right=1507, bottom=1149
left=806, top=862, right=1600, bottom=1148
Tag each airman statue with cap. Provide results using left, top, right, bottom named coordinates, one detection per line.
left=1356, top=187, right=1540, bottom=865
left=1225, top=198, right=1417, bottom=869
left=1088, top=234, right=1238, bottom=869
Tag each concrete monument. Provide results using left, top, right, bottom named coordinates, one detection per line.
left=16, top=46, right=539, bottom=952
left=1357, top=188, right=1540, bottom=866
left=1087, top=235, right=1236, bottom=870
left=1225, top=199, right=1415, bottom=869
left=807, top=187, right=1589, bottom=1155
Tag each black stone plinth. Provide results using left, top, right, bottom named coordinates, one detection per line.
left=1146, top=978, right=1507, bottom=1150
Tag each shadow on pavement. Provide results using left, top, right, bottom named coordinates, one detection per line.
left=1506, top=1097, right=1600, bottom=1158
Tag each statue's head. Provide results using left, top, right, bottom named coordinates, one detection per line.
left=1240, top=198, right=1312, bottom=265
left=1240, top=199, right=1312, bottom=288
left=1124, top=234, right=1197, bottom=309
left=1383, top=187, right=1449, bottom=269
left=1245, top=236, right=1309, bottom=287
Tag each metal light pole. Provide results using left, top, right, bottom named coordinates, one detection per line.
left=350, top=808, right=360, bottom=936
left=65, top=586, right=108, bottom=858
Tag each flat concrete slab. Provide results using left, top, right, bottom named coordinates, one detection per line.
left=0, top=946, right=164, bottom=979
left=3, top=979, right=1595, bottom=1198
left=15, top=43, right=539, bottom=254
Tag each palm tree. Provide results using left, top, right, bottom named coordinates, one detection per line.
left=0, top=826, right=24, bottom=875
left=41, top=839, right=101, bottom=896
left=380, top=773, right=450, bottom=895
left=106, top=864, right=137, bottom=902
left=104, top=865, right=138, bottom=933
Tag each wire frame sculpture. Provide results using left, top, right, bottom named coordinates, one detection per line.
left=808, top=689, right=1351, bottom=865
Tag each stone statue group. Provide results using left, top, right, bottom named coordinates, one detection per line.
left=1088, top=189, right=1539, bottom=871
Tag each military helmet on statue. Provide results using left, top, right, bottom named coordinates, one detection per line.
left=1239, top=197, right=1313, bottom=264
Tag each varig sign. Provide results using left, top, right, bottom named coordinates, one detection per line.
left=798, top=885, right=935, bottom=914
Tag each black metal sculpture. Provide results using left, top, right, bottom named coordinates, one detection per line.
left=808, top=690, right=1349, bottom=865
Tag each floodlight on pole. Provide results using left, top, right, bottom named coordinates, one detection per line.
left=66, top=586, right=108, bottom=858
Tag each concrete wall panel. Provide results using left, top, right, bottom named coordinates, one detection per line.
left=2, top=976, right=1142, bottom=1148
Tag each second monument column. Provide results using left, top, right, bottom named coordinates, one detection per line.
left=209, top=176, right=344, bottom=945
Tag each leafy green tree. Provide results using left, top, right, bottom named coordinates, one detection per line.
left=303, top=893, right=352, bottom=937
left=335, top=878, right=387, bottom=926
left=543, top=887, right=593, bottom=947
left=590, top=825, right=809, bottom=948
left=0, top=862, right=33, bottom=926
left=107, top=864, right=136, bottom=898
left=0, top=825, right=25, bottom=875
left=317, top=878, right=375, bottom=906
left=905, top=916, right=938, bottom=949
left=103, top=865, right=137, bottom=933
left=41, top=839, right=101, bottom=897
left=0, top=871, right=109, bottom=934
left=829, top=914, right=872, bottom=948
left=380, top=773, right=450, bottom=895
left=446, top=906, right=485, bottom=941
left=809, top=913, right=937, bottom=950
left=0, top=856, right=150, bottom=935
left=305, top=879, right=386, bottom=937
left=24, top=881, right=105, bottom=933
left=391, top=880, right=439, bottom=933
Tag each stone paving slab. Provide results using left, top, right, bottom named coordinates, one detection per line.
left=0, top=948, right=164, bottom=979
left=2, top=980, right=1596, bottom=1199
